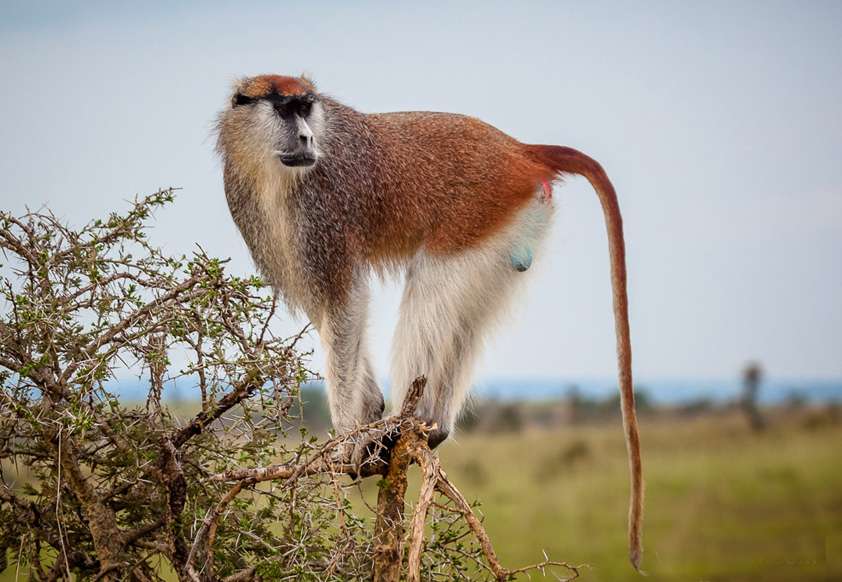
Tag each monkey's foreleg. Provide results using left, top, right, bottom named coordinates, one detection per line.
left=316, top=278, right=385, bottom=436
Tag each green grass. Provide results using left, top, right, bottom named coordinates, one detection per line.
left=419, top=412, right=842, bottom=581
left=4, top=411, right=841, bottom=580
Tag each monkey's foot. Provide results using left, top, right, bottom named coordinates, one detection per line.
left=427, top=426, right=450, bottom=449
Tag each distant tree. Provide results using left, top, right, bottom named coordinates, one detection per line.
left=783, top=389, right=807, bottom=411
left=593, top=388, right=652, bottom=420
left=0, top=192, right=578, bottom=581
left=630, top=387, right=653, bottom=414
left=677, top=398, right=715, bottom=417
left=565, top=384, right=584, bottom=423
left=741, top=362, right=766, bottom=431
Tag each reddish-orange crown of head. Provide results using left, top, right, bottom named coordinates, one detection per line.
left=237, top=75, right=315, bottom=100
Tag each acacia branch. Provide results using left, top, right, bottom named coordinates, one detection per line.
left=53, top=428, right=125, bottom=580
left=372, top=423, right=428, bottom=582
left=406, top=447, right=439, bottom=582
left=172, top=369, right=262, bottom=448
left=185, top=480, right=247, bottom=581
left=61, top=276, right=204, bottom=384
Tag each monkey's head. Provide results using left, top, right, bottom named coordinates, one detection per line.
left=217, top=74, right=324, bottom=171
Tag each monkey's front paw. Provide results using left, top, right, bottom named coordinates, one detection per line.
left=343, top=428, right=400, bottom=480
left=343, top=423, right=447, bottom=479
left=360, top=393, right=386, bottom=425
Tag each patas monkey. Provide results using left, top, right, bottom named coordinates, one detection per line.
left=216, top=74, right=643, bottom=569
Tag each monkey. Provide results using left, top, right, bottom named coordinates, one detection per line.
left=216, top=74, right=643, bottom=570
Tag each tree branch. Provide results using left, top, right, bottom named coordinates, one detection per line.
left=171, top=368, right=262, bottom=448
left=406, top=447, right=440, bottom=582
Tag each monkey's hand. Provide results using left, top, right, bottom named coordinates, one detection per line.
left=342, top=420, right=444, bottom=480
left=344, top=428, right=401, bottom=480
left=340, top=377, right=434, bottom=479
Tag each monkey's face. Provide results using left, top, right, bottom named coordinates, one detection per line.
left=219, top=75, right=324, bottom=171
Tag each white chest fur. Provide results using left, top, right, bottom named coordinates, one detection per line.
left=252, top=162, right=314, bottom=311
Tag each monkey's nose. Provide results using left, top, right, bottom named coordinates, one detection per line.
left=299, top=134, right=314, bottom=148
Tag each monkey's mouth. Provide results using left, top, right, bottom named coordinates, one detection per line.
left=278, top=152, right=317, bottom=167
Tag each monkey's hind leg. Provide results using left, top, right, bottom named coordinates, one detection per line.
left=390, top=199, right=552, bottom=446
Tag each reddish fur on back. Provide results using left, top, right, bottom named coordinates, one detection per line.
left=361, top=113, right=553, bottom=259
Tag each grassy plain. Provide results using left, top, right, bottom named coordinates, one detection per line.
left=3, top=409, right=840, bottom=581
left=354, top=409, right=842, bottom=581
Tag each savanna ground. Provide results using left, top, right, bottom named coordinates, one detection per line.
left=353, top=407, right=842, bottom=582
left=2, top=406, right=840, bottom=581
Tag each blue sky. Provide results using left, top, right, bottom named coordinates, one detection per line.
left=1, top=1, right=840, bottom=384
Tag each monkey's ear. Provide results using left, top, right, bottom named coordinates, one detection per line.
left=229, top=77, right=252, bottom=108
left=299, top=73, right=317, bottom=92
left=228, top=77, right=244, bottom=107
left=231, top=77, right=250, bottom=94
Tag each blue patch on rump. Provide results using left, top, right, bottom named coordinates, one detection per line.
left=510, top=245, right=533, bottom=272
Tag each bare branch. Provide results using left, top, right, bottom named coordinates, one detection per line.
left=406, top=448, right=440, bottom=582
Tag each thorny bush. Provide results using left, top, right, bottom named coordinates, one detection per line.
left=0, top=191, right=578, bottom=581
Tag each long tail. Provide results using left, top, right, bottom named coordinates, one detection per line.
left=527, top=144, right=644, bottom=571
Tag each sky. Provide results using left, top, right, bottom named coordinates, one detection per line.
left=1, top=1, right=840, bottom=385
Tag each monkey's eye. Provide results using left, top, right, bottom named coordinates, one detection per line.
left=232, top=93, right=256, bottom=107
left=273, top=102, right=293, bottom=118
left=298, top=101, right=312, bottom=117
